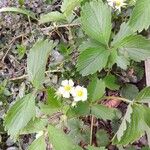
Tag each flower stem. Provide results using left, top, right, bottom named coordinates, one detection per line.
left=90, top=115, right=94, bottom=145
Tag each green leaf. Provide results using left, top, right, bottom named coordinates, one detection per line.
left=135, top=87, right=150, bottom=103
left=46, top=87, right=61, bottom=107
left=107, top=49, right=118, bottom=68
left=113, top=104, right=146, bottom=145
left=129, top=0, right=150, bottom=32
left=17, top=44, right=26, bottom=60
left=28, top=135, right=46, bottom=150
left=67, top=118, right=90, bottom=144
left=91, top=104, right=118, bottom=120
left=67, top=102, right=90, bottom=118
left=118, top=35, right=150, bottom=62
left=48, top=125, right=82, bottom=150
left=115, top=104, right=133, bottom=141
left=112, top=23, right=134, bottom=47
left=0, top=7, right=36, bottom=19
left=81, top=0, right=111, bottom=45
left=104, top=74, right=120, bottom=90
left=20, top=118, right=47, bottom=134
left=86, top=145, right=106, bottom=150
left=88, top=78, right=105, bottom=102
left=19, top=0, right=25, bottom=6
left=61, top=0, right=82, bottom=17
left=120, top=84, right=139, bottom=100
left=116, top=55, right=130, bottom=70
left=77, top=47, right=110, bottom=76
left=96, top=129, right=109, bottom=147
left=4, top=94, right=36, bottom=139
left=27, top=40, right=55, bottom=89
left=78, top=39, right=102, bottom=52
left=39, top=11, right=66, bottom=24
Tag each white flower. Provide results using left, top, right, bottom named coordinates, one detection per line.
left=107, top=0, right=126, bottom=11
left=57, top=79, right=74, bottom=98
left=71, top=86, right=87, bottom=102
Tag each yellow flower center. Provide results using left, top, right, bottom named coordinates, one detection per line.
left=64, top=85, right=71, bottom=91
left=77, top=90, right=83, bottom=97
left=115, top=0, right=121, bottom=6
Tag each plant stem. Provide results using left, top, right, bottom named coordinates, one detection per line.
left=90, top=115, right=94, bottom=145
left=9, top=69, right=62, bottom=81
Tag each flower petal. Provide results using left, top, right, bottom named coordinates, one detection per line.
left=61, top=80, right=69, bottom=86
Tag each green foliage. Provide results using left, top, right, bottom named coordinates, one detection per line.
left=104, top=74, right=120, bottom=90
left=17, top=44, right=26, bottom=60
left=48, top=125, right=82, bottom=150
left=81, top=0, right=111, bottom=45
left=96, top=129, right=109, bottom=147
left=77, top=47, right=110, bottom=76
left=135, top=87, right=150, bottom=103
left=91, top=104, right=118, bottom=120
left=61, top=0, right=83, bottom=17
left=129, top=0, right=150, bottom=32
left=0, top=7, right=36, bottom=19
left=88, top=78, right=105, bottom=102
left=27, top=40, right=55, bottom=89
left=118, top=35, right=150, bottom=62
left=39, top=11, right=66, bottom=24
left=113, top=104, right=149, bottom=145
left=4, top=93, right=36, bottom=140
left=115, top=104, right=133, bottom=142
left=86, top=145, right=106, bottom=150
left=28, top=135, right=46, bottom=150
left=20, top=118, right=47, bottom=134
left=120, top=84, right=139, bottom=100
left=3, top=0, right=150, bottom=149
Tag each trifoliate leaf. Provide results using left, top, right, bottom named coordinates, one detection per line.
left=4, top=94, right=36, bottom=140
left=120, top=84, right=139, bottom=100
left=27, top=39, right=55, bottom=89
left=118, top=35, right=150, bottom=62
left=104, top=74, right=120, bottom=90
left=77, top=47, right=110, bottom=76
left=39, top=11, right=66, bottom=24
left=81, top=0, right=111, bottom=45
left=88, top=78, right=105, bottom=102
left=129, top=0, right=150, bottom=32
left=48, top=125, right=82, bottom=150
left=135, top=87, right=150, bottom=103
left=28, top=135, right=46, bottom=150
left=91, top=104, right=118, bottom=120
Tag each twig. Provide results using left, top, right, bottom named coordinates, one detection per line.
left=90, top=115, right=94, bottom=145
left=9, top=69, right=62, bottom=81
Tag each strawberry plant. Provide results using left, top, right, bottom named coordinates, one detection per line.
left=1, top=0, right=150, bottom=149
